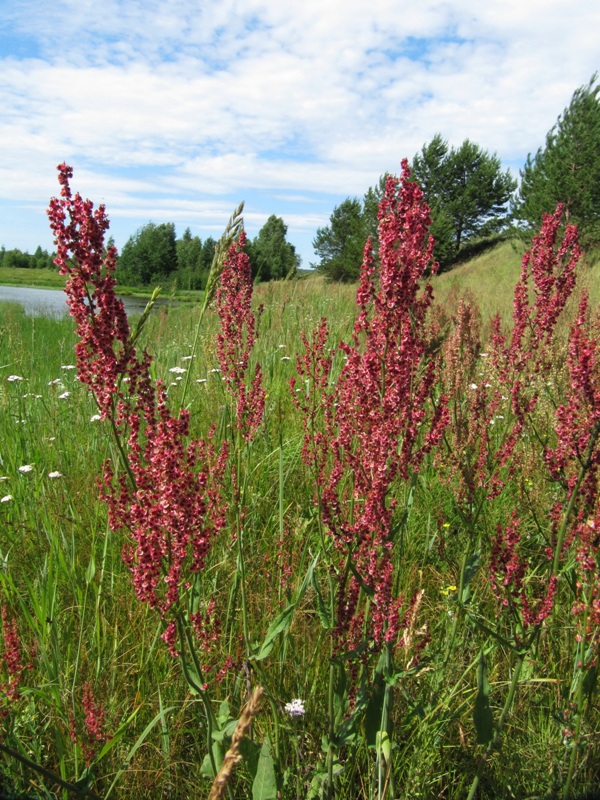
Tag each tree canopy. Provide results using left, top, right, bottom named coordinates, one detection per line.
left=312, top=198, right=367, bottom=282
left=411, top=135, right=516, bottom=268
left=116, top=222, right=178, bottom=287
left=512, top=74, right=600, bottom=246
left=247, top=215, right=299, bottom=281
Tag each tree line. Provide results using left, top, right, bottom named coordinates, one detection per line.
left=0, top=246, right=56, bottom=271
left=314, top=73, right=600, bottom=280
left=102, top=214, right=299, bottom=289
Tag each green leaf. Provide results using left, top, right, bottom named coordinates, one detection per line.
left=200, top=741, right=225, bottom=779
left=85, top=553, right=96, bottom=585
left=365, top=654, right=386, bottom=747
left=462, top=551, right=481, bottom=604
left=254, top=603, right=297, bottom=661
left=254, top=556, right=318, bottom=660
left=252, top=735, right=277, bottom=800
left=375, top=730, right=391, bottom=763
left=473, top=651, right=494, bottom=746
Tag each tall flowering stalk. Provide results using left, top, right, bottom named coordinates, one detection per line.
left=294, top=160, right=447, bottom=797
left=215, top=234, right=265, bottom=659
left=319, top=160, right=447, bottom=653
left=47, top=166, right=231, bottom=772
left=461, top=209, right=599, bottom=800
left=216, top=233, right=265, bottom=443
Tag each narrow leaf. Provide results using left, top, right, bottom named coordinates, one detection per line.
left=473, top=651, right=494, bottom=745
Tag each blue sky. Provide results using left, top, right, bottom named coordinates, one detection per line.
left=0, top=0, right=597, bottom=269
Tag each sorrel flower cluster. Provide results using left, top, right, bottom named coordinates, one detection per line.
left=48, top=165, right=229, bottom=661
left=47, top=164, right=132, bottom=418
left=1, top=607, right=25, bottom=710
left=69, top=682, right=106, bottom=766
left=216, top=233, right=265, bottom=442
left=294, top=160, right=448, bottom=654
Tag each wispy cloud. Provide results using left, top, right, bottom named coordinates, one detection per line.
left=0, top=0, right=597, bottom=266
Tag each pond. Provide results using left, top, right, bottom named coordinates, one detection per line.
left=0, top=284, right=177, bottom=319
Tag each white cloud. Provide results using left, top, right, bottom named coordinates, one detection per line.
left=0, top=0, right=597, bottom=265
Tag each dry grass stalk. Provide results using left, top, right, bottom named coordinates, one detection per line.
left=206, top=685, right=264, bottom=800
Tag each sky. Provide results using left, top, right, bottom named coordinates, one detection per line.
left=0, top=0, right=598, bottom=269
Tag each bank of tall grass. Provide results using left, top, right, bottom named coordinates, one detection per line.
left=0, top=237, right=599, bottom=800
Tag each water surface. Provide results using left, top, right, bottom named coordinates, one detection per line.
left=0, top=285, right=176, bottom=319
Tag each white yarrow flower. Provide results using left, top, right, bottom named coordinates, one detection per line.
left=61, top=365, right=76, bottom=370
left=58, top=391, right=71, bottom=399
left=1, top=495, right=13, bottom=503
left=48, top=471, right=63, bottom=479
left=284, top=699, right=306, bottom=718
left=90, top=414, right=102, bottom=422
left=7, top=375, right=24, bottom=382
left=169, top=367, right=187, bottom=374
left=18, top=465, right=34, bottom=473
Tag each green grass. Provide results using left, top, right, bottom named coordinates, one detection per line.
left=0, top=245, right=599, bottom=799
left=0, top=266, right=67, bottom=289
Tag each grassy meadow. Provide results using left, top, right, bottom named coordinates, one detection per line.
left=0, top=227, right=600, bottom=800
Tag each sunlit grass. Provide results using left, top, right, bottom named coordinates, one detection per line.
left=1, top=242, right=600, bottom=799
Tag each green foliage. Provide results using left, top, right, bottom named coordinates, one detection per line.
left=0, top=245, right=56, bottom=270
left=248, top=215, right=299, bottom=282
left=412, top=134, right=516, bottom=269
left=312, top=198, right=367, bottom=282
left=512, top=73, right=600, bottom=246
left=116, top=221, right=178, bottom=286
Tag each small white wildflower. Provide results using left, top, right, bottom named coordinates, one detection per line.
left=210, top=368, right=221, bottom=374
left=1, top=495, right=12, bottom=503
left=469, top=383, right=478, bottom=390
left=58, top=391, right=71, bottom=399
left=48, top=378, right=63, bottom=386
left=181, top=355, right=194, bottom=361
left=281, top=356, right=291, bottom=362
left=284, top=699, right=306, bottom=718
left=61, top=365, right=76, bottom=370
left=196, top=379, right=207, bottom=384
left=480, top=352, right=489, bottom=358
left=169, top=366, right=187, bottom=374
left=0, top=477, right=8, bottom=482
left=18, top=465, right=34, bottom=473
left=48, top=471, right=63, bottom=479
left=7, top=375, right=24, bottom=382
left=90, top=414, right=102, bottom=422
left=48, top=437, right=56, bottom=442
left=485, top=383, right=492, bottom=388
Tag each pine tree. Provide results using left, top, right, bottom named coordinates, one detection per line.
left=512, top=74, right=600, bottom=246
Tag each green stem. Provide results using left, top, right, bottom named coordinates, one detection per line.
left=177, top=618, right=218, bottom=778
left=0, top=743, right=101, bottom=799
left=466, top=655, right=524, bottom=800
left=235, top=442, right=251, bottom=657
left=562, top=603, right=589, bottom=800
